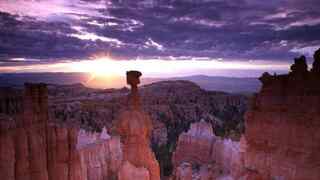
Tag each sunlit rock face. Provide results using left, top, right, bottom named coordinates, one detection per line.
left=0, top=83, right=123, bottom=180
left=115, top=110, right=160, bottom=180
left=243, top=54, right=320, bottom=180
left=75, top=129, right=123, bottom=180
left=47, top=126, right=79, bottom=180
left=0, top=83, right=49, bottom=180
left=115, top=70, right=160, bottom=180
left=212, top=137, right=244, bottom=178
left=172, top=120, right=243, bottom=180
left=172, top=120, right=215, bottom=167
left=118, top=161, right=150, bottom=180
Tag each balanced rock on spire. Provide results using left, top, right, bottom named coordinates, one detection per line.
left=115, top=71, right=160, bottom=180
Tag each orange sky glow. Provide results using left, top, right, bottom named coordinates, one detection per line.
left=0, top=57, right=290, bottom=77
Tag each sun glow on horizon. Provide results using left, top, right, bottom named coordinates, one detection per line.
left=0, top=57, right=291, bottom=77
left=65, top=56, right=290, bottom=77
left=0, top=56, right=291, bottom=88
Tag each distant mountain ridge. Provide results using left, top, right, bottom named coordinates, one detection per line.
left=0, top=73, right=261, bottom=93
left=170, top=75, right=261, bottom=93
left=0, top=73, right=89, bottom=88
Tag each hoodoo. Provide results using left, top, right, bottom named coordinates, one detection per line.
left=115, top=71, right=160, bottom=180
left=0, top=83, right=123, bottom=180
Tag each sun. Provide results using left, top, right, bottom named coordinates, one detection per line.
left=69, top=57, right=124, bottom=77
left=64, top=56, right=131, bottom=88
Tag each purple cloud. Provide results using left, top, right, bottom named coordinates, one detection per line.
left=0, top=0, right=319, bottom=64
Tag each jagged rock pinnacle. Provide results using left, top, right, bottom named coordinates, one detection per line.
left=312, top=48, right=320, bottom=73
left=290, top=55, right=308, bottom=75
left=126, top=70, right=142, bottom=110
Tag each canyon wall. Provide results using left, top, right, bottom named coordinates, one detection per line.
left=0, top=83, right=123, bottom=180
left=243, top=54, right=320, bottom=180
left=0, top=83, right=50, bottom=180
left=172, top=51, right=320, bottom=180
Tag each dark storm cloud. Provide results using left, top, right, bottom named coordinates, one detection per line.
left=0, top=0, right=320, bottom=63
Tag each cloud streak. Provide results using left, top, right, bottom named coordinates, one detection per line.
left=0, top=0, right=319, bottom=66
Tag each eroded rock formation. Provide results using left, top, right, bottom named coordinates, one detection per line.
left=172, top=120, right=242, bottom=180
left=0, top=83, right=123, bottom=180
left=0, top=83, right=50, bottom=180
left=115, top=71, right=160, bottom=180
left=173, top=120, right=215, bottom=167
left=243, top=49, right=320, bottom=180
left=118, top=161, right=150, bottom=180
left=49, top=79, right=248, bottom=177
left=312, top=48, right=320, bottom=73
left=3, top=48, right=319, bottom=180
left=75, top=130, right=123, bottom=180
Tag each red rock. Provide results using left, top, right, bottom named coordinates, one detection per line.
left=0, top=133, right=15, bottom=180
left=173, top=162, right=193, bottom=180
left=172, top=120, right=244, bottom=180
left=173, top=163, right=216, bottom=180
left=0, top=83, right=125, bottom=180
left=106, top=136, right=123, bottom=174
left=243, top=53, right=320, bottom=180
left=172, top=120, right=215, bottom=167
left=118, top=161, right=150, bottom=180
left=115, top=71, right=160, bottom=180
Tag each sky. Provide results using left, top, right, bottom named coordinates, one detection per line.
left=0, top=0, right=320, bottom=77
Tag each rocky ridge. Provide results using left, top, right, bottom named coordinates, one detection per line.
left=242, top=52, right=320, bottom=179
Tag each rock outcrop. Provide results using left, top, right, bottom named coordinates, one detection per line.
left=0, top=83, right=123, bottom=180
left=0, top=87, right=22, bottom=115
left=49, top=79, right=248, bottom=177
left=172, top=120, right=243, bottom=180
left=118, top=161, right=150, bottom=180
left=0, top=83, right=50, bottom=180
left=243, top=49, right=320, bottom=180
left=75, top=129, right=123, bottom=180
left=173, top=162, right=193, bottom=180
left=173, top=162, right=216, bottom=180
left=312, top=48, right=320, bottom=73
left=173, top=120, right=215, bottom=167
left=115, top=71, right=160, bottom=180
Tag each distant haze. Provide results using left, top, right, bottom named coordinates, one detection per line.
left=0, top=73, right=261, bottom=93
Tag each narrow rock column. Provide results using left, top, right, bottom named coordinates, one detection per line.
left=116, top=71, right=160, bottom=180
left=14, top=83, right=49, bottom=180
left=126, top=70, right=142, bottom=110
left=0, top=132, right=15, bottom=180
